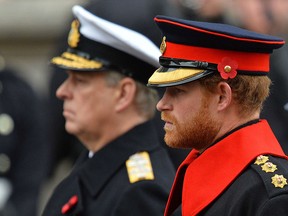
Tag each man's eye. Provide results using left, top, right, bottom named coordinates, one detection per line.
left=76, top=78, right=84, bottom=82
left=75, top=77, right=87, bottom=83
left=169, top=88, right=184, bottom=96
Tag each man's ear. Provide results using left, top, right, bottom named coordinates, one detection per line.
left=216, top=82, right=232, bottom=111
left=114, top=77, right=136, bottom=112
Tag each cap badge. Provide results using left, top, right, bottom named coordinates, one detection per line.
left=261, top=162, right=277, bottom=173
left=271, top=174, right=287, bottom=188
left=0, top=113, right=14, bottom=135
left=217, top=57, right=238, bottom=79
left=68, top=20, right=80, bottom=48
left=160, top=36, right=167, bottom=54
left=254, top=155, right=269, bottom=165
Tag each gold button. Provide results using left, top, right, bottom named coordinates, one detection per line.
left=0, top=113, right=14, bottom=135
left=0, top=154, right=11, bottom=173
left=224, top=65, right=231, bottom=73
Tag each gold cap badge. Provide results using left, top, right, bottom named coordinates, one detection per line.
left=271, top=174, right=287, bottom=188
left=126, top=151, right=154, bottom=183
left=68, top=20, right=80, bottom=48
left=160, top=36, right=166, bottom=54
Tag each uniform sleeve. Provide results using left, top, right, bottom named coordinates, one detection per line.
left=257, top=194, right=288, bottom=216
left=113, top=181, right=171, bottom=216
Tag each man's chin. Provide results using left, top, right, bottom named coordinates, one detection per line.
left=165, top=141, right=190, bottom=149
left=164, top=134, right=182, bottom=148
left=164, top=133, right=195, bottom=149
left=65, top=124, right=78, bottom=136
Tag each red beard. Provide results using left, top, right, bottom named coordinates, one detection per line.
left=161, top=99, right=220, bottom=151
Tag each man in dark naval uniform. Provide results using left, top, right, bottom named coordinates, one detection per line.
left=42, top=5, right=178, bottom=216
left=147, top=16, right=288, bottom=215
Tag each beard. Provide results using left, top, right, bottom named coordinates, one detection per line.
left=161, top=98, right=220, bottom=151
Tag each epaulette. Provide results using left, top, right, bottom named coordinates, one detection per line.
left=126, top=151, right=154, bottom=184
left=252, top=155, right=288, bottom=198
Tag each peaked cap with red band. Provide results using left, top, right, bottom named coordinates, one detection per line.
left=147, top=15, right=285, bottom=87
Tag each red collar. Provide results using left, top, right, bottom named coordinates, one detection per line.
left=165, top=120, right=287, bottom=216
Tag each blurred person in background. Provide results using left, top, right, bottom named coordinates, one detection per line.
left=224, top=0, right=271, bottom=34
left=42, top=6, right=179, bottom=216
left=266, top=0, right=288, bottom=38
left=263, top=0, right=288, bottom=153
left=0, top=58, right=49, bottom=216
left=172, top=0, right=227, bottom=22
left=47, top=0, right=189, bottom=177
left=224, top=0, right=288, bottom=153
left=174, top=0, right=288, bottom=153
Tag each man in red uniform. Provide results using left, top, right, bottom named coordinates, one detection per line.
left=148, top=15, right=288, bottom=215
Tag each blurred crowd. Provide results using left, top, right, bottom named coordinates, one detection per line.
left=0, top=0, right=287, bottom=215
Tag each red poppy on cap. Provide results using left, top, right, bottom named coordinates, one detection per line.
left=217, top=57, right=238, bottom=79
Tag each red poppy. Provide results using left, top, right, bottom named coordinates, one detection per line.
left=217, top=57, right=238, bottom=79
left=61, top=195, right=78, bottom=214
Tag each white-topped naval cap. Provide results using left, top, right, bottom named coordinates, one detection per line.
left=73, top=5, right=160, bottom=68
left=50, top=5, right=161, bottom=83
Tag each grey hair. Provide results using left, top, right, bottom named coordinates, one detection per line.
left=104, top=71, right=159, bottom=120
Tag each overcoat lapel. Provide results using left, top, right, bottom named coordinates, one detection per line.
left=78, top=121, right=159, bottom=197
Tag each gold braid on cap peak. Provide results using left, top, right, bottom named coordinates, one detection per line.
left=148, top=67, right=204, bottom=85
left=51, top=52, right=103, bottom=70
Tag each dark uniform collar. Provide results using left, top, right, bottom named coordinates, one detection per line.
left=77, top=120, right=161, bottom=197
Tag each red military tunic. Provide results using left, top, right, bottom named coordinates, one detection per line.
left=165, top=120, right=288, bottom=216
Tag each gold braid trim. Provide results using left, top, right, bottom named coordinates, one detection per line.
left=148, top=68, right=204, bottom=85
left=51, top=52, right=103, bottom=69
